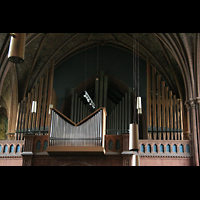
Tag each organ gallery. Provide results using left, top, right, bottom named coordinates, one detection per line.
left=0, top=33, right=199, bottom=166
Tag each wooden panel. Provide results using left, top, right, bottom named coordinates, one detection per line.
left=46, top=146, right=105, bottom=155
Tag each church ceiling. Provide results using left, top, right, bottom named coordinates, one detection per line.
left=0, top=33, right=195, bottom=102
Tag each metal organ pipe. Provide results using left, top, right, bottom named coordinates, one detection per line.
left=49, top=108, right=105, bottom=147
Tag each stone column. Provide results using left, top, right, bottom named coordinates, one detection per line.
left=185, top=99, right=199, bottom=166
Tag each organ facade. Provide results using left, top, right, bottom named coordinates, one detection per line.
left=0, top=33, right=196, bottom=166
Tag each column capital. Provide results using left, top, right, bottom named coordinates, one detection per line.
left=185, top=98, right=200, bottom=110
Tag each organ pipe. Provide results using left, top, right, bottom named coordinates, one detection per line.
left=49, top=108, right=106, bottom=147
left=146, top=61, right=184, bottom=140
left=15, top=60, right=55, bottom=139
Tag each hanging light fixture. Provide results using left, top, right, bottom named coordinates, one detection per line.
left=129, top=33, right=140, bottom=152
left=129, top=123, right=139, bottom=151
left=137, top=96, right=142, bottom=114
left=31, top=101, right=37, bottom=113
left=8, top=33, right=26, bottom=63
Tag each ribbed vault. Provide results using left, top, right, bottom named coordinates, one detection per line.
left=0, top=33, right=196, bottom=104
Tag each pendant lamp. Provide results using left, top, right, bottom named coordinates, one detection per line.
left=129, top=123, right=139, bottom=151
left=137, top=96, right=142, bottom=114
left=31, top=101, right=37, bottom=113
left=8, top=33, right=26, bottom=63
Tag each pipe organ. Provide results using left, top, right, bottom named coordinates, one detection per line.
left=49, top=107, right=106, bottom=147
left=15, top=60, right=184, bottom=145
left=147, top=58, right=183, bottom=140
left=15, top=60, right=55, bottom=139
left=67, top=71, right=134, bottom=136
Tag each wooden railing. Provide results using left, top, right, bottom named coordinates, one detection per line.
left=0, top=140, right=24, bottom=155
left=105, top=134, right=192, bottom=156
left=138, top=140, right=192, bottom=156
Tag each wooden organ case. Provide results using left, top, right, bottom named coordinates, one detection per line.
left=18, top=58, right=185, bottom=158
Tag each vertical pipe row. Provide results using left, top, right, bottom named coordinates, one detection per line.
left=147, top=64, right=183, bottom=140
left=50, top=109, right=104, bottom=146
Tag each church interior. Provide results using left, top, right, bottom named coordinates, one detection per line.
left=0, top=33, right=199, bottom=166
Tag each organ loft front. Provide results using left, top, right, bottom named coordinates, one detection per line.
left=0, top=33, right=197, bottom=166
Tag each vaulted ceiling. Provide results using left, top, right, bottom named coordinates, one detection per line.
left=0, top=33, right=197, bottom=105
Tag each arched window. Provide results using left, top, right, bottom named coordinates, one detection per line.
left=186, top=144, right=190, bottom=153
left=147, top=144, right=151, bottom=153
left=108, top=140, right=113, bottom=150
left=140, top=144, right=145, bottom=153
left=116, top=140, right=120, bottom=150
left=4, top=145, right=8, bottom=153
left=173, top=144, right=177, bottom=153
left=160, top=144, right=164, bottom=153
left=16, top=145, right=20, bottom=153
left=43, top=140, right=48, bottom=150
left=153, top=144, right=157, bottom=153
left=36, top=140, right=41, bottom=151
left=179, top=144, right=184, bottom=153
left=0, top=145, right=2, bottom=153
left=166, top=144, right=170, bottom=153
left=10, top=144, right=14, bottom=153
